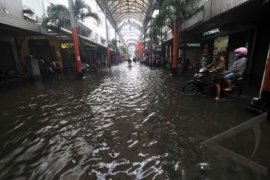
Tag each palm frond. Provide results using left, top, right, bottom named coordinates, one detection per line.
left=161, top=0, right=199, bottom=21
left=74, top=0, right=100, bottom=24
left=82, top=11, right=100, bottom=24
left=42, top=3, right=69, bottom=29
left=74, top=0, right=86, bottom=17
left=147, top=27, right=160, bottom=44
left=42, top=0, right=100, bottom=31
left=47, top=4, right=69, bottom=21
left=152, top=11, right=167, bottom=28
left=151, top=7, right=173, bottom=30
left=165, top=16, right=174, bottom=29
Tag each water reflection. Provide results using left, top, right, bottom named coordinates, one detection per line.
left=0, top=62, right=258, bottom=179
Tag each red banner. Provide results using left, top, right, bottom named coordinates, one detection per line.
left=137, top=40, right=143, bottom=53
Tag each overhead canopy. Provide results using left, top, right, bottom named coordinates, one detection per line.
left=96, top=0, right=157, bottom=54
left=106, top=0, right=149, bottom=23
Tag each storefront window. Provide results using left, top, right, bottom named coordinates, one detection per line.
left=213, top=36, right=228, bottom=56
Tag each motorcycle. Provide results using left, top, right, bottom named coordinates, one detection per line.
left=182, top=67, right=242, bottom=98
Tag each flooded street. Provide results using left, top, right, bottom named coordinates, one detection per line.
left=0, top=63, right=263, bottom=179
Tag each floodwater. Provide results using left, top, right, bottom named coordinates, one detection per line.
left=0, top=62, right=266, bottom=179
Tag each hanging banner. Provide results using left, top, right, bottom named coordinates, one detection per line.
left=137, top=40, right=143, bottom=53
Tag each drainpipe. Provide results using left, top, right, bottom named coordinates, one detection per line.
left=68, top=0, right=83, bottom=78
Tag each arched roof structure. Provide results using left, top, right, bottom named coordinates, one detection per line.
left=96, top=0, right=158, bottom=51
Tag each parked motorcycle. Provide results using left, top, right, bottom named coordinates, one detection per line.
left=182, top=67, right=242, bottom=97
left=82, top=63, right=98, bottom=73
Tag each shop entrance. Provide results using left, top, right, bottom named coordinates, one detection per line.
left=28, top=39, right=56, bottom=64
left=0, top=40, right=17, bottom=81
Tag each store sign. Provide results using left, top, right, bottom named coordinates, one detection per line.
left=29, top=39, right=50, bottom=47
left=155, top=47, right=162, bottom=51
left=61, top=42, right=74, bottom=49
left=180, top=43, right=201, bottom=48
left=186, top=43, right=201, bottom=47
left=203, top=28, right=220, bottom=36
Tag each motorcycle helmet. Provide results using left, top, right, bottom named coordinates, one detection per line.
left=234, top=47, right=248, bottom=56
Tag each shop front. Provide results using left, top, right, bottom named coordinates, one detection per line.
left=161, top=39, right=173, bottom=67
left=180, top=42, right=202, bottom=71
left=0, top=36, right=21, bottom=82
left=201, top=26, right=254, bottom=69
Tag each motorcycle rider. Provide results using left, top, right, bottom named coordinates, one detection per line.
left=207, top=51, right=226, bottom=100
left=213, top=47, right=247, bottom=100
left=223, top=47, right=248, bottom=91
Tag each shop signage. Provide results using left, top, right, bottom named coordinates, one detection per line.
left=28, top=39, right=50, bottom=47
left=186, top=43, right=201, bottom=47
left=61, top=42, right=74, bottom=49
left=180, top=43, right=201, bottom=48
left=203, top=28, right=220, bottom=36
left=155, top=47, right=162, bottom=51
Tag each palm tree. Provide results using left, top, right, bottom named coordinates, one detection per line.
left=42, top=4, right=69, bottom=30
left=42, top=0, right=100, bottom=31
left=147, top=23, right=160, bottom=45
left=73, top=0, right=100, bottom=23
left=151, top=0, right=199, bottom=74
left=42, top=0, right=100, bottom=77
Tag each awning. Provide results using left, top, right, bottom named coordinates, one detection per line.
left=0, top=11, right=44, bottom=35
left=56, top=28, right=107, bottom=49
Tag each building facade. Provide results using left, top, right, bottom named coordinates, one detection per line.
left=0, top=0, right=122, bottom=82
left=180, top=0, right=270, bottom=97
left=0, top=0, right=45, bottom=81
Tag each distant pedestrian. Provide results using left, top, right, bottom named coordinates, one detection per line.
left=38, top=58, right=47, bottom=77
